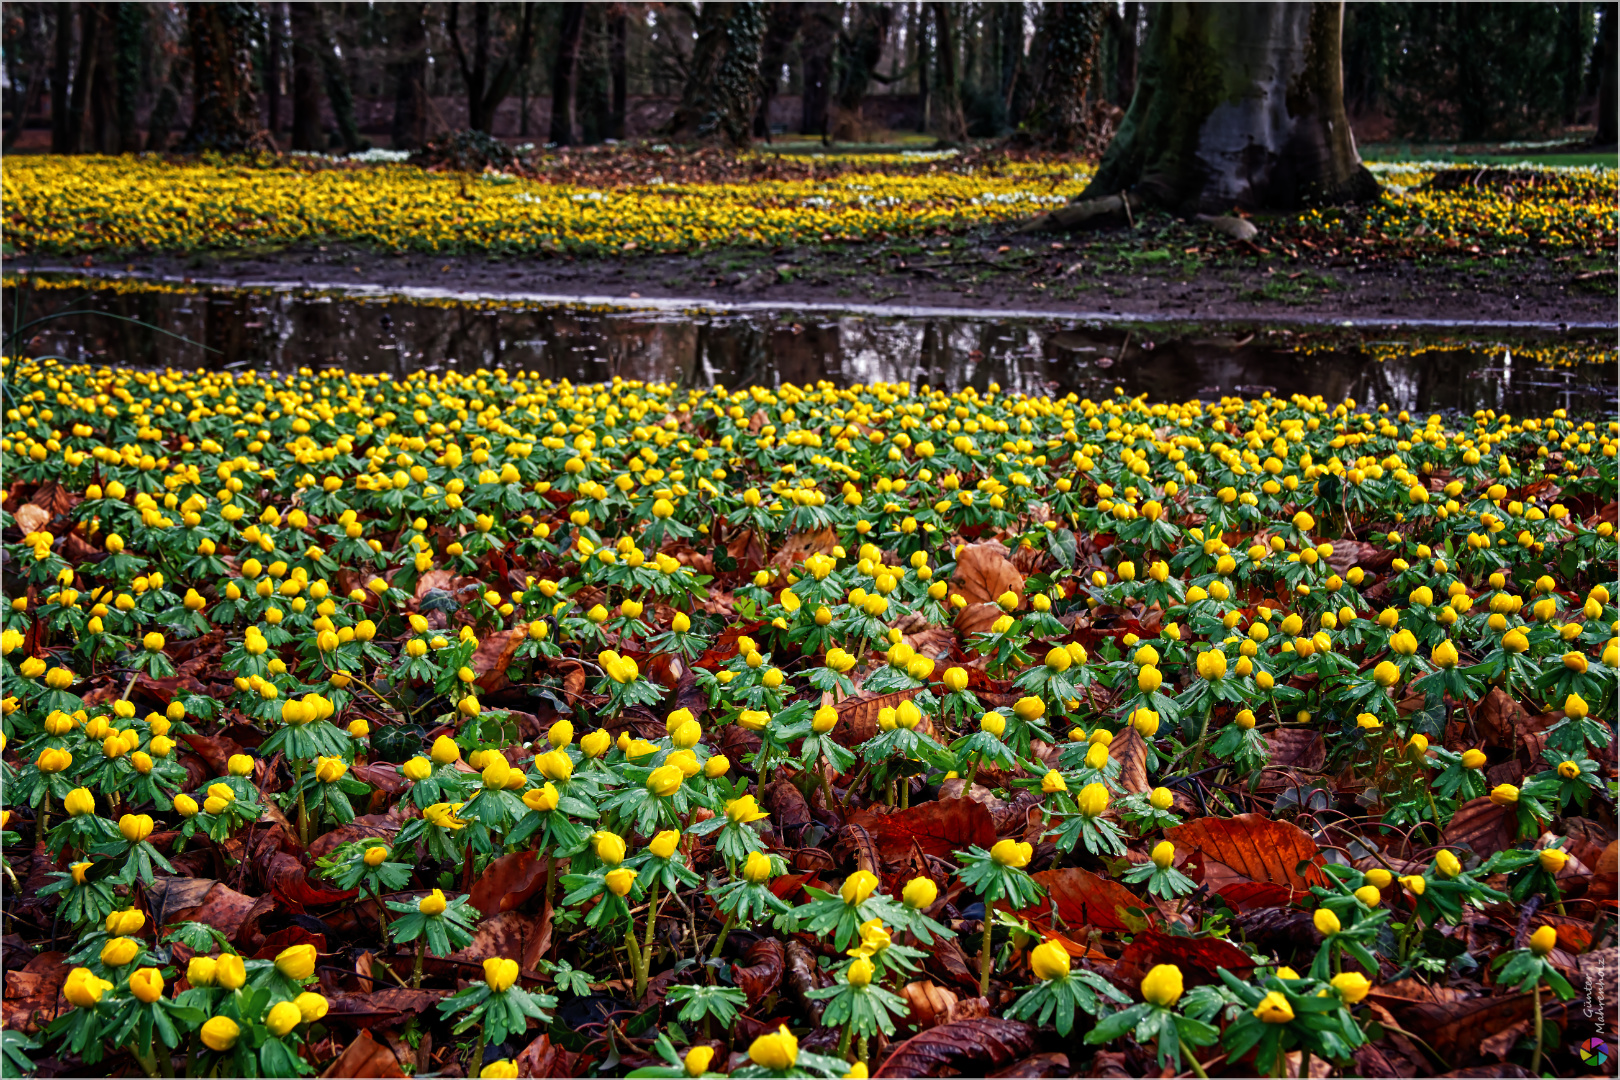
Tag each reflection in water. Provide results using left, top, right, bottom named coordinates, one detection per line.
left=5, top=276, right=1615, bottom=416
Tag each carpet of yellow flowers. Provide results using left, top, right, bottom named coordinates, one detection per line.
left=2, top=153, right=1614, bottom=258
left=0, top=351, right=1615, bottom=1078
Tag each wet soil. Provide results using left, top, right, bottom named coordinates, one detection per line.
left=11, top=225, right=1615, bottom=328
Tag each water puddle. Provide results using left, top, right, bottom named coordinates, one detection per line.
left=5, top=272, right=1615, bottom=415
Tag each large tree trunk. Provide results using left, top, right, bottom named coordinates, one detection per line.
left=290, top=6, right=323, bottom=150
left=1023, top=1, right=1101, bottom=149
left=180, top=1, right=268, bottom=152
left=914, top=0, right=930, bottom=132
left=113, top=2, right=144, bottom=151
left=51, top=5, right=73, bottom=152
left=609, top=5, right=628, bottom=139
left=1080, top=2, right=1376, bottom=213
left=549, top=4, right=585, bottom=145
left=928, top=1, right=965, bottom=142
left=266, top=1, right=283, bottom=136
left=89, top=4, right=121, bottom=152
left=65, top=3, right=99, bottom=153
left=830, top=2, right=894, bottom=140
left=753, top=1, right=803, bottom=139
left=799, top=2, right=838, bottom=137
left=664, top=2, right=766, bottom=146
left=1111, top=0, right=1139, bottom=106
left=1597, top=3, right=1617, bottom=145
left=389, top=2, right=429, bottom=148
left=447, top=2, right=538, bottom=134
left=316, top=8, right=364, bottom=152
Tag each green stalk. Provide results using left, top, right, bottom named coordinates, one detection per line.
left=37, top=791, right=51, bottom=846
left=292, top=759, right=310, bottom=846
left=857, top=1034, right=868, bottom=1068
left=625, top=927, right=645, bottom=1000
left=1530, top=980, right=1544, bottom=1076
left=709, top=913, right=736, bottom=960
left=471, top=1024, right=486, bottom=1078
left=837, top=1022, right=853, bottom=1060
left=978, top=911, right=994, bottom=996
left=412, top=944, right=425, bottom=990
left=1179, top=1039, right=1209, bottom=1080
left=636, top=882, right=660, bottom=1000
left=1188, top=703, right=1213, bottom=771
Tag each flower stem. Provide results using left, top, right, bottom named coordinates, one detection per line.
left=978, top=911, right=994, bottom=997
left=411, top=943, right=425, bottom=990
left=1179, top=1039, right=1209, bottom=1080
left=471, top=1025, right=486, bottom=1078
left=636, top=881, right=660, bottom=1000
left=1530, top=980, right=1544, bottom=1076
left=709, top=913, right=735, bottom=960
left=838, top=1022, right=853, bottom=1060
left=37, top=791, right=51, bottom=846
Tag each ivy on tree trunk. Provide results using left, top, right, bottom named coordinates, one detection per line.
left=1081, top=1, right=1378, bottom=213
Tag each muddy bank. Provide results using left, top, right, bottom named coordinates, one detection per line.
left=8, top=231, right=1615, bottom=327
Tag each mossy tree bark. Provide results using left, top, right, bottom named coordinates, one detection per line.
left=664, top=2, right=767, bottom=147
left=1023, top=1, right=1103, bottom=149
left=1080, top=2, right=1377, bottom=213
left=179, top=1, right=269, bottom=153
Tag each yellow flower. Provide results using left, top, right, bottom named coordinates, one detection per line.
left=483, top=957, right=520, bottom=992
left=106, top=908, right=145, bottom=936
left=101, top=936, right=140, bottom=966
left=402, top=756, right=432, bottom=781
left=1253, top=990, right=1295, bottom=1024
left=200, top=1016, right=241, bottom=1052
left=536, top=749, right=574, bottom=782
left=1364, top=868, right=1392, bottom=889
left=481, top=1061, right=519, bottom=1079
left=1330, top=971, right=1371, bottom=1004
left=902, top=876, right=938, bottom=909
left=186, top=956, right=218, bottom=987
left=846, top=955, right=876, bottom=986
left=266, top=1000, right=303, bottom=1037
left=580, top=729, right=612, bottom=757
left=1149, top=787, right=1174, bottom=811
left=419, top=889, right=448, bottom=916
left=990, top=839, right=1032, bottom=868
left=276, top=943, right=317, bottom=980
left=1040, top=769, right=1067, bottom=794
left=605, top=867, right=638, bottom=896
left=119, top=813, right=154, bottom=842
left=1076, top=782, right=1109, bottom=818
left=295, top=991, right=330, bottom=1022
left=683, top=1045, right=716, bottom=1077
left=1372, top=661, right=1401, bottom=687
left=1400, top=874, right=1427, bottom=896
left=1151, top=841, right=1175, bottom=870
left=1539, top=847, right=1569, bottom=873
left=63, top=787, right=95, bottom=817
left=725, top=794, right=769, bottom=824
left=1530, top=925, right=1558, bottom=956
left=733, top=849, right=772, bottom=883
left=941, top=667, right=968, bottom=692
left=1565, top=693, right=1589, bottom=720
left=1489, top=784, right=1519, bottom=806
left=513, top=781, right=555, bottom=814
left=647, top=764, right=684, bottom=797
left=365, top=845, right=389, bottom=867
left=1140, top=963, right=1183, bottom=1007
left=648, top=830, right=681, bottom=859
left=841, top=870, right=879, bottom=905
left=593, top=831, right=627, bottom=865
left=1313, top=908, right=1341, bottom=936
left=1354, top=885, right=1381, bottom=907
left=1028, top=939, right=1071, bottom=981
left=748, top=1025, right=798, bottom=1070
left=430, top=735, right=461, bottom=765
left=63, top=967, right=114, bottom=1008
left=216, top=953, right=247, bottom=989
left=1461, top=748, right=1487, bottom=770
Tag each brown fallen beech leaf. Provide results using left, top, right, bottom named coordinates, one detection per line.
left=847, top=797, right=997, bottom=860
left=514, top=1032, right=578, bottom=1078
left=1107, top=727, right=1150, bottom=794
left=321, top=1029, right=406, bottom=1078
left=1023, top=867, right=1151, bottom=934
left=833, top=689, right=929, bottom=746
left=990, top=1052, right=1071, bottom=1078
left=158, top=877, right=258, bottom=941
left=1441, top=796, right=1518, bottom=859
left=1395, top=994, right=1538, bottom=1066
left=952, top=541, right=1025, bottom=608
left=901, top=979, right=959, bottom=1029
left=469, top=850, right=550, bottom=918
left=874, top=1016, right=1036, bottom=1078
left=1114, top=927, right=1257, bottom=983
left=732, top=937, right=785, bottom=1006
left=471, top=627, right=528, bottom=693
left=1165, top=813, right=1328, bottom=899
